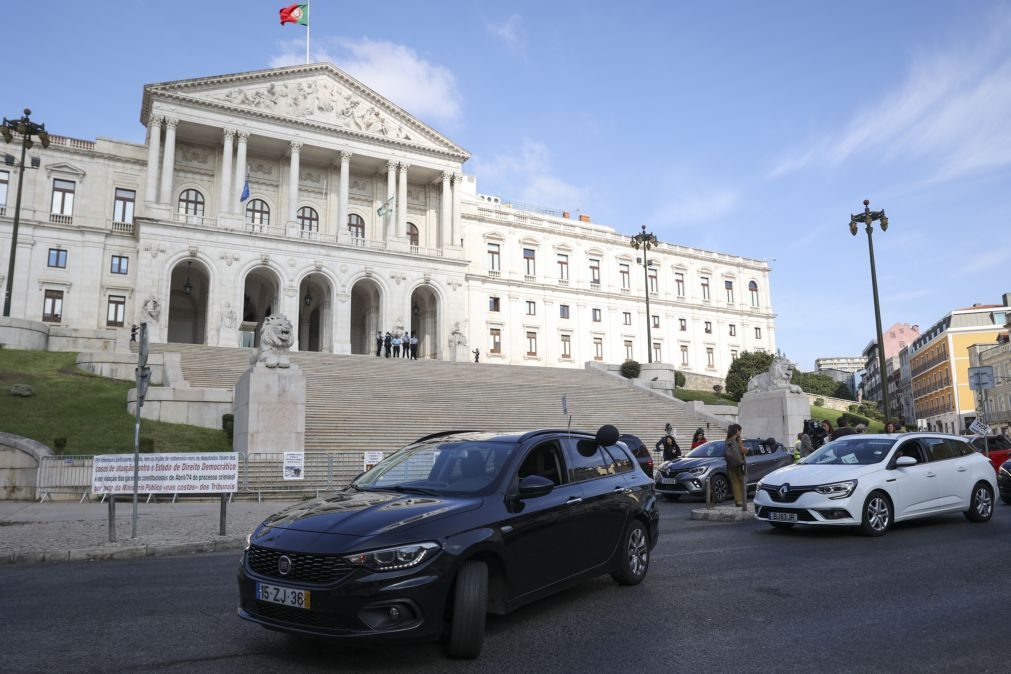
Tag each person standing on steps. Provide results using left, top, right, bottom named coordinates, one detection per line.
left=383, top=332, right=392, bottom=358
left=410, top=332, right=419, bottom=360
left=690, top=428, right=707, bottom=449
left=392, top=334, right=401, bottom=358
left=375, top=330, right=383, bottom=357
left=655, top=433, right=681, bottom=461
left=724, top=423, right=747, bottom=508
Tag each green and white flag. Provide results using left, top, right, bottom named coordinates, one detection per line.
left=377, top=197, right=394, bottom=217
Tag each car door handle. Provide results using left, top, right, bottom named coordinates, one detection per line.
left=566, top=497, right=583, bottom=505
left=957, top=467, right=967, bottom=472
left=613, top=486, right=631, bottom=494
left=926, top=472, right=936, bottom=478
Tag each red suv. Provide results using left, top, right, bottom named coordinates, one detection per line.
left=970, top=435, right=1011, bottom=473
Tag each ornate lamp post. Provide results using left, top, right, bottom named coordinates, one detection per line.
left=630, top=224, right=659, bottom=363
left=849, top=199, right=890, bottom=425
left=2, top=108, right=50, bottom=317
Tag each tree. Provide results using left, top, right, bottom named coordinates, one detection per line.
left=724, top=351, right=774, bottom=401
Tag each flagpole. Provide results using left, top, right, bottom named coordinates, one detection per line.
left=305, top=0, right=310, bottom=64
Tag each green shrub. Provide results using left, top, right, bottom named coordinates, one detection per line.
left=52, top=437, right=68, bottom=453
left=620, top=360, right=641, bottom=379
left=725, top=351, right=774, bottom=400
left=814, top=398, right=825, bottom=407
left=848, top=404, right=860, bottom=413
left=674, top=371, right=686, bottom=388
left=839, top=412, right=871, bottom=427
left=139, top=437, right=155, bottom=453
left=222, top=413, right=235, bottom=440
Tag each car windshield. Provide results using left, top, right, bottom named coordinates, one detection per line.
left=353, top=438, right=514, bottom=495
left=687, top=440, right=726, bottom=458
left=801, top=437, right=896, bottom=466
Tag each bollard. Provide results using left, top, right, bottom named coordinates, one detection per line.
left=705, top=477, right=712, bottom=509
left=108, top=494, right=116, bottom=543
left=219, top=493, right=227, bottom=536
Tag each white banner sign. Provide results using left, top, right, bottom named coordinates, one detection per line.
left=969, top=419, right=992, bottom=436
left=283, top=452, right=304, bottom=480
left=363, top=451, right=385, bottom=472
left=91, top=453, right=239, bottom=494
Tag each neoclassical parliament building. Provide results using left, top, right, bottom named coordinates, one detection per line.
left=0, top=63, right=776, bottom=374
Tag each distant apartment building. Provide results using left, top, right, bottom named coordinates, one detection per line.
left=898, top=346, right=915, bottom=425
left=815, top=356, right=865, bottom=397
left=861, top=323, right=920, bottom=405
left=910, top=300, right=1009, bottom=433
left=968, top=293, right=1011, bottom=435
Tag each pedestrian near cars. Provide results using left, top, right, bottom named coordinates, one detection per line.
left=884, top=422, right=897, bottom=434
left=690, top=428, right=707, bottom=449
left=724, top=424, right=747, bottom=508
left=831, top=417, right=856, bottom=440
left=820, top=420, right=833, bottom=444
left=800, top=432, right=813, bottom=458
left=656, top=434, right=681, bottom=461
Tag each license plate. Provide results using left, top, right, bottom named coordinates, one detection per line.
left=659, top=477, right=677, bottom=485
left=769, top=511, right=798, bottom=523
left=256, top=582, right=311, bottom=610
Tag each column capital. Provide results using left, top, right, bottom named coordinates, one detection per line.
left=340, top=150, right=352, bottom=162
left=453, top=172, right=463, bottom=183
left=399, top=162, right=411, bottom=173
left=164, top=117, right=179, bottom=129
left=441, top=171, right=452, bottom=183
left=148, top=115, right=164, bottom=128
left=236, top=130, right=250, bottom=142
left=290, top=140, right=303, bottom=154
left=222, top=128, right=235, bottom=142
left=387, top=160, right=397, bottom=172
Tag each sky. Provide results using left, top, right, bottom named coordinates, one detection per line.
left=6, top=0, right=1011, bottom=369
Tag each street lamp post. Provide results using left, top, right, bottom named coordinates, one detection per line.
left=630, top=224, right=659, bottom=363
left=2, top=108, right=50, bottom=317
left=849, top=199, right=890, bottom=425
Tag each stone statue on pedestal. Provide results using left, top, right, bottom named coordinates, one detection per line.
left=747, top=355, right=804, bottom=394
left=250, top=314, right=293, bottom=368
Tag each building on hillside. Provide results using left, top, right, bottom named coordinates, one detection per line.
left=967, top=293, right=1011, bottom=436
left=909, top=300, right=1009, bottom=433
left=0, top=63, right=776, bottom=374
left=859, top=322, right=920, bottom=406
left=814, top=356, right=863, bottom=396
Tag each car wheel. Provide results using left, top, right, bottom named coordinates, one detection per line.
left=446, top=561, right=488, bottom=659
left=965, top=482, right=994, bottom=523
left=662, top=494, right=681, bottom=502
left=859, top=491, right=892, bottom=537
left=769, top=521, right=795, bottom=530
left=611, top=520, right=649, bottom=586
left=709, top=474, right=730, bottom=503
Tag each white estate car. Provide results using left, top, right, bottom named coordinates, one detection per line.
left=754, top=433, right=998, bottom=536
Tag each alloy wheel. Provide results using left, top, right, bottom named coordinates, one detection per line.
left=974, top=487, right=993, bottom=519
left=867, top=496, right=890, bottom=532
left=627, top=528, right=648, bottom=577
left=712, top=477, right=728, bottom=502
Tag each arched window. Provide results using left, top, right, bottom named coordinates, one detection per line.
left=246, top=199, right=270, bottom=226
left=178, top=189, right=205, bottom=216
left=407, top=223, right=419, bottom=247
left=348, top=213, right=365, bottom=239
left=297, top=206, right=318, bottom=232
left=749, top=280, right=760, bottom=307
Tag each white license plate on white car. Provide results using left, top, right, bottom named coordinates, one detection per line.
left=256, top=582, right=311, bottom=610
left=769, top=511, right=798, bottom=523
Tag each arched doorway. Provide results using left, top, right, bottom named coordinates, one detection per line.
left=298, top=273, right=331, bottom=352
left=410, top=285, right=439, bottom=359
left=242, top=267, right=280, bottom=348
left=350, top=278, right=382, bottom=355
left=167, top=259, right=209, bottom=344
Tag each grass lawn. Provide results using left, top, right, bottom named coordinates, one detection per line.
left=809, top=404, right=885, bottom=433
left=674, top=389, right=737, bottom=405
left=0, top=350, right=232, bottom=454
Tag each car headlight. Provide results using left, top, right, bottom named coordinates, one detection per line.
left=688, top=466, right=708, bottom=475
left=815, top=480, right=857, bottom=500
left=344, top=542, right=440, bottom=572
left=1000, top=466, right=1011, bottom=478
left=244, top=533, right=252, bottom=551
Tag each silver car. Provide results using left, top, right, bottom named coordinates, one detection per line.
left=654, top=439, right=794, bottom=501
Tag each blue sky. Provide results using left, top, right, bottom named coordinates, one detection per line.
left=6, top=1, right=1011, bottom=369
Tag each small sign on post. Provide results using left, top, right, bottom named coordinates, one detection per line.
left=969, top=419, right=992, bottom=437
left=968, top=366, right=995, bottom=391
left=283, top=452, right=304, bottom=480
left=363, top=451, right=385, bottom=472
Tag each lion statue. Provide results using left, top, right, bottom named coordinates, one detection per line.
left=250, top=314, right=293, bottom=368
left=747, top=355, right=804, bottom=394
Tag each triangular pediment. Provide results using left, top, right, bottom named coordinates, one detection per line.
left=142, top=64, right=469, bottom=160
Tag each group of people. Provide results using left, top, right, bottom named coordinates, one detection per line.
left=376, top=330, right=420, bottom=359
left=654, top=427, right=710, bottom=462
left=793, top=417, right=900, bottom=460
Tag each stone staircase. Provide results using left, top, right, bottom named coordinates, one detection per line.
left=150, top=344, right=726, bottom=454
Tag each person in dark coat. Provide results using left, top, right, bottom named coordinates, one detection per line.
left=375, top=330, right=383, bottom=357
left=724, top=423, right=747, bottom=507
left=831, top=417, right=856, bottom=441
left=655, top=434, right=681, bottom=461
left=383, top=332, right=392, bottom=358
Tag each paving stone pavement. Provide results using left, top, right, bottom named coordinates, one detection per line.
left=0, top=500, right=300, bottom=564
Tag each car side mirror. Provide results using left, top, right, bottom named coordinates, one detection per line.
left=894, top=455, right=918, bottom=468
left=517, top=475, right=555, bottom=499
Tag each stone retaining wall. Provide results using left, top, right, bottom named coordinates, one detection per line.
left=127, top=387, right=232, bottom=430
left=77, top=352, right=166, bottom=386
left=0, top=433, right=53, bottom=500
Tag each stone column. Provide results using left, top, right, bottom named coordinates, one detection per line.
left=219, top=129, right=234, bottom=216
left=397, top=162, right=410, bottom=238
left=158, top=117, right=178, bottom=205
left=385, top=161, right=396, bottom=240
left=144, top=116, right=162, bottom=204
left=337, top=150, right=351, bottom=240
left=288, top=141, right=302, bottom=223
left=440, top=171, right=452, bottom=249
left=233, top=131, right=248, bottom=213
left=452, top=172, right=463, bottom=247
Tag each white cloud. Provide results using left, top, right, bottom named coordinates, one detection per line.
left=472, top=139, right=588, bottom=209
left=270, top=37, right=463, bottom=126
left=487, top=15, right=523, bottom=50
left=770, top=9, right=1011, bottom=185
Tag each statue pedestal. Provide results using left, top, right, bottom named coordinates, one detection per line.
left=737, top=389, right=809, bottom=447
left=232, top=363, right=306, bottom=454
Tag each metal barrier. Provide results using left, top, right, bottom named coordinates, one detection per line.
left=36, top=451, right=382, bottom=502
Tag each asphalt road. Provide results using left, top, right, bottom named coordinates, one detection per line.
left=3, top=498, right=1010, bottom=673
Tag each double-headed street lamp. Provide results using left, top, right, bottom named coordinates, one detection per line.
left=630, top=224, right=659, bottom=363
left=849, top=199, right=890, bottom=425
left=2, top=108, right=50, bottom=317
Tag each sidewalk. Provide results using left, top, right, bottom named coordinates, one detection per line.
left=0, top=500, right=298, bottom=565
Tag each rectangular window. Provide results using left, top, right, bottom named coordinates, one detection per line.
left=487, top=243, right=501, bottom=271
left=0, top=169, right=8, bottom=207
left=594, top=337, right=604, bottom=361
left=729, top=324, right=736, bottom=337
left=725, top=280, right=734, bottom=303
left=704, top=321, right=712, bottom=334
left=675, top=272, right=685, bottom=297
left=701, top=277, right=710, bottom=301
left=523, top=248, right=536, bottom=275
left=755, top=327, right=762, bottom=339
left=707, top=347, right=715, bottom=368
left=680, top=344, right=689, bottom=366
left=653, top=342, right=662, bottom=363
left=557, top=253, right=569, bottom=280
left=679, top=318, right=687, bottom=331
left=560, top=304, right=570, bottom=319
left=111, top=255, right=129, bottom=275
left=51, top=179, right=75, bottom=215
left=106, top=295, right=126, bottom=327
left=113, top=188, right=136, bottom=224
left=648, top=269, right=658, bottom=293
left=42, top=289, right=63, bottom=322
left=592, top=308, right=602, bottom=322
left=561, top=334, right=571, bottom=359
left=489, top=296, right=500, bottom=312
left=48, top=248, right=67, bottom=268
left=652, top=315, right=660, bottom=329
left=489, top=328, right=502, bottom=354
left=591, top=259, right=601, bottom=285
left=750, top=283, right=760, bottom=307
left=619, top=263, right=630, bottom=289
left=731, top=349, right=738, bottom=360
left=623, top=312, right=632, bottom=326
left=624, top=340, right=634, bottom=361
left=526, top=300, right=536, bottom=316
left=527, top=331, right=538, bottom=356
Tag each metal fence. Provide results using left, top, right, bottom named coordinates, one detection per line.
left=36, top=452, right=379, bottom=502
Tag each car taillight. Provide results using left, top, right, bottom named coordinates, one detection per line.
left=647, top=458, right=654, bottom=470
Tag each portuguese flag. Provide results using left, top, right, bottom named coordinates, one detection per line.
left=279, top=3, right=309, bottom=26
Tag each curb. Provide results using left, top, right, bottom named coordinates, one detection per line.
left=690, top=507, right=755, bottom=522
left=3, top=535, right=246, bottom=566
